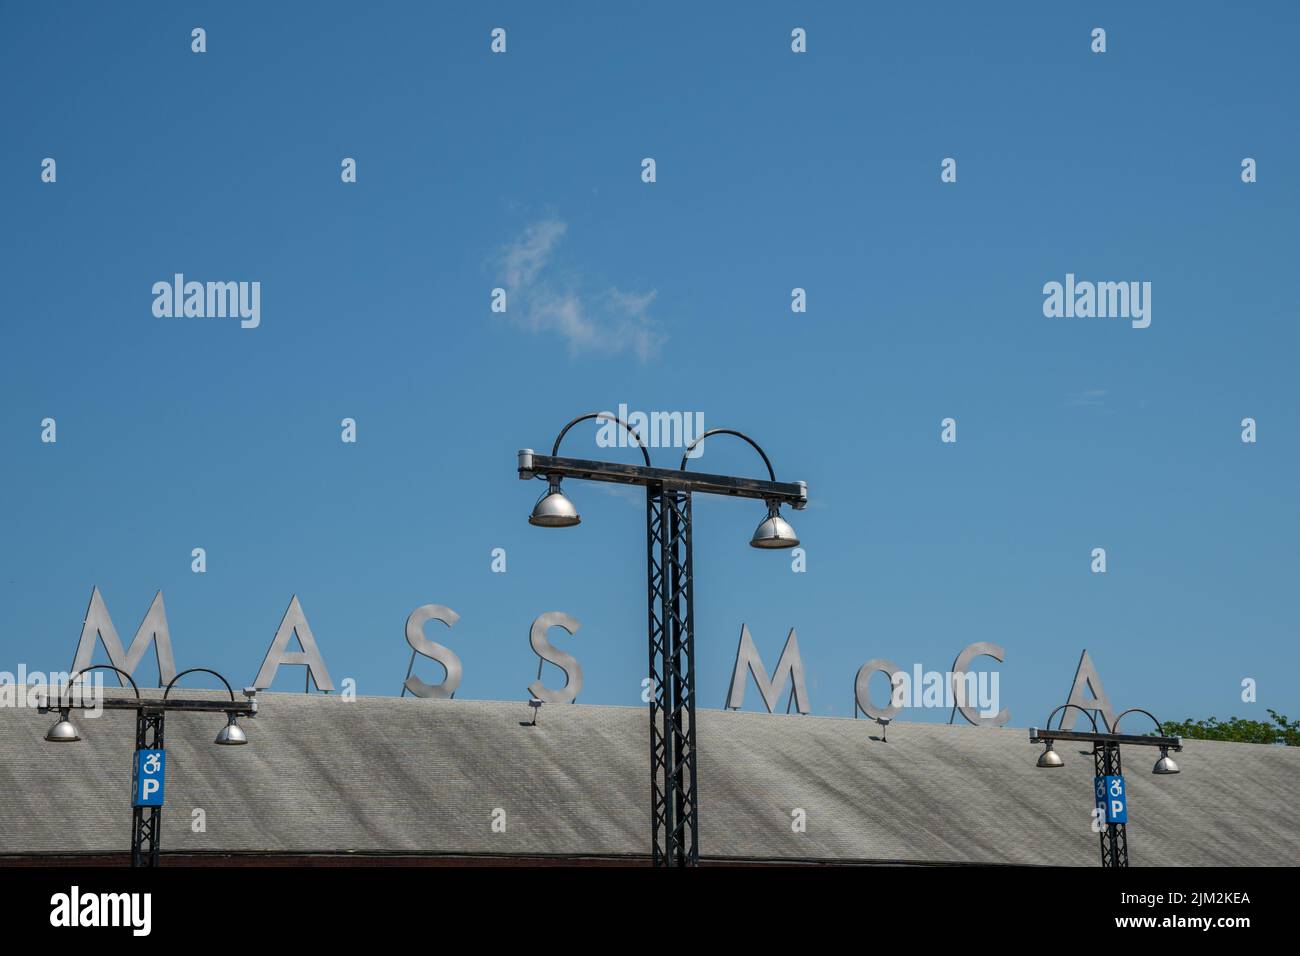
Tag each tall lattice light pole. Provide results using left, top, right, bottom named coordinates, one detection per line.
left=1030, top=704, right=1182, bottom=867
left=519, top=412, right=807, bottom=867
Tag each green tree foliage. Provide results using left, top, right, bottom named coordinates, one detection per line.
left=1158, top=709, right=1300, bottom=746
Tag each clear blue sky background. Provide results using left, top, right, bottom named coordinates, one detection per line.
left=2, top=2, right=1296, bottom=729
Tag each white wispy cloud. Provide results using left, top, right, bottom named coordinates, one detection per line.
left=1067, top=388, right=1108, bottom=407
left=502, top=219, right=566, bottom=289
left=592, top=483, right=645, bottom=509
left=498, top=219, right=666, bottom=361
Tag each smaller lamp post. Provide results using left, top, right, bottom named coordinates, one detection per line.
left=39, top=665, right=256, bottom=867
left=1030, top=704, right=1182, bottom=867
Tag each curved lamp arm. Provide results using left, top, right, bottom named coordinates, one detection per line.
left=1112, top=707, right=1165, bottom=737
left=164, top=667, right=238, bottom=703
left=550, top=412, right=650, bottom=467
left=679, top=428, right=777, bottom=480
left=53, top=664, right=141, bottom=709
left=1044, top=703, right=1100, bottom=734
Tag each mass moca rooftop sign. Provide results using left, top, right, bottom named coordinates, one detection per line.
left=55, top=587, right=1121, bottom=728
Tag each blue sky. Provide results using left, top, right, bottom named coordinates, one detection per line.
left=2, top=2, right=1296, bottom=730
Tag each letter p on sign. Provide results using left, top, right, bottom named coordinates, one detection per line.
left=133, top=748, right=167, bottom=807
left=1103, top=775, right=1127, bottom=824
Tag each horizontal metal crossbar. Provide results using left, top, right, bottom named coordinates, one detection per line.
left=1029, top=728, right=1180, bottom=749
left=520, top=453, right=807, bottom=507
left=43, top=697, right=257, bottom=715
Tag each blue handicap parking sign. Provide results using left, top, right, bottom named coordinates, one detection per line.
left=1103, top=774, right=1127, bottom=824
left=132, top=748, right=166, bottom=807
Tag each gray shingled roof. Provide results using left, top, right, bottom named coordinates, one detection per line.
left=2, top=690, right=1296, bottom=864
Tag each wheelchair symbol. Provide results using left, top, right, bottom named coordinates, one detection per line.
left=142, top=752, right=161, bottom=775
left=1109, top=777, right=1124, bottom=798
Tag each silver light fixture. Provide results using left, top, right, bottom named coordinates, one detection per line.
left=1152, top=745, right=1179, bottom=775
left=45, top=708, right=81, bottom=743
left=749, top=499, right=799, bottom=549
left=214, top=712, right=248, bottom=746
left=529, top=476, right=581, bottom=528
left=1036, top=741, right=1064, bottom=767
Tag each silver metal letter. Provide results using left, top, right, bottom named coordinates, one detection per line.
left=950, top=641, right=1010, bottom=726
left=726, top=624, right=810, bottom=714
left=70, top=587, right=176, bottom=687
left=403, top=604, right=463, bottom=699
left=1060, top=648, right=1116, bottom=731
left=527, top=611, right=583, bottom=704
left=854, top=658, right=903, bottom=721
left=252, top=595, right=335, bottom=692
